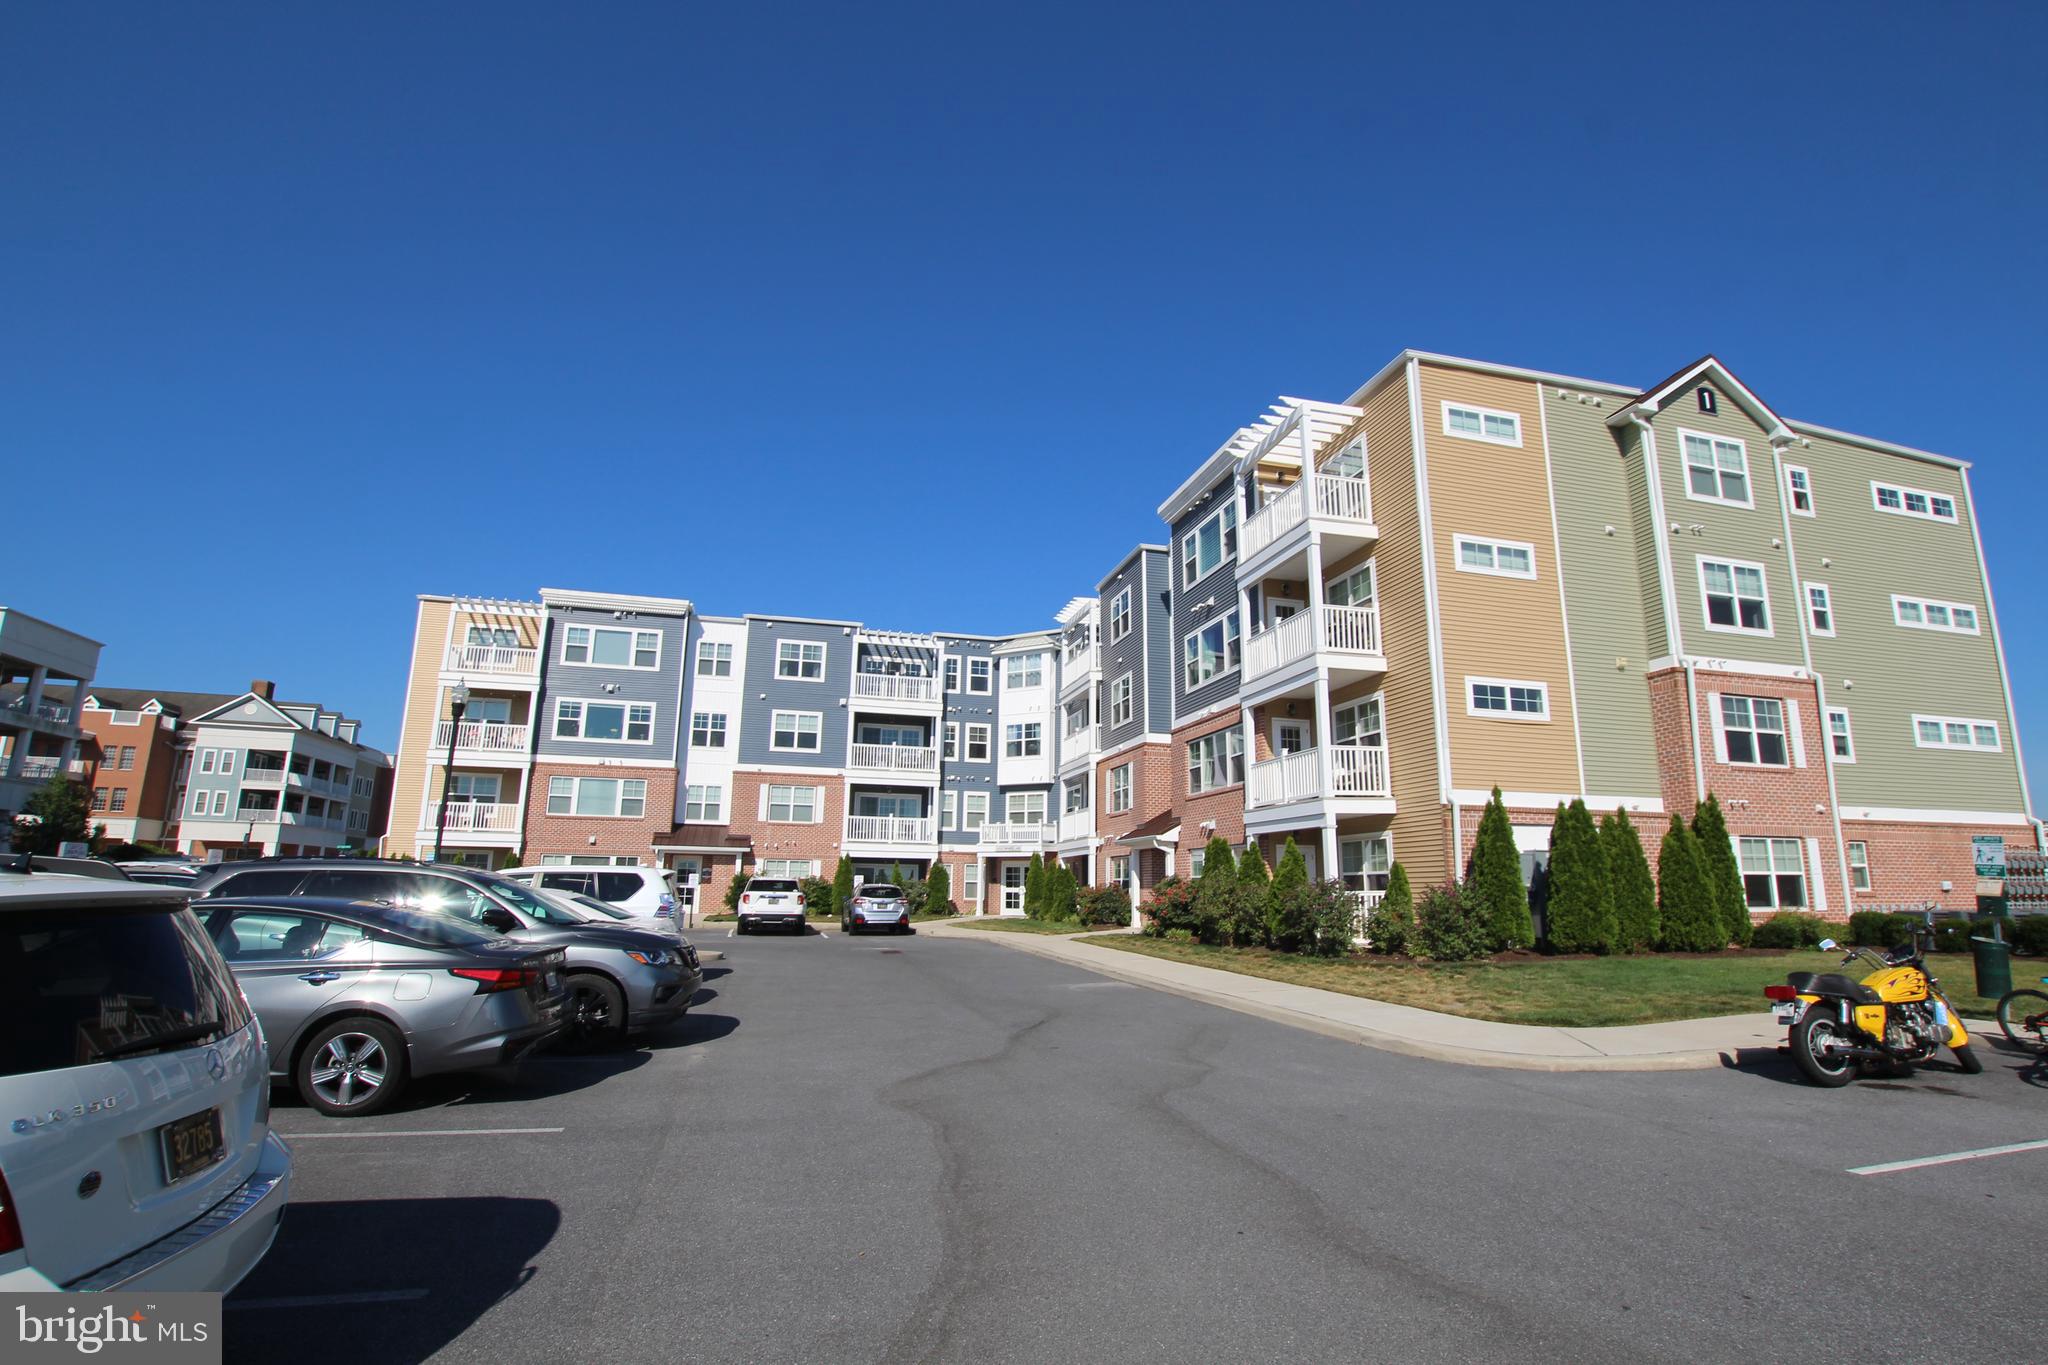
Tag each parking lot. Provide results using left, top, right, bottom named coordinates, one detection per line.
left=229, top=926, right=2047, bottom=1364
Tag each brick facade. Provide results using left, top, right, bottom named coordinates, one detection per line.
left=1170, top=711, right=1248, bottom=853
left=523, top=760, right=675, bottom=863
left=1841, top=819, right=2034, bottom=913
left=724, top=769, right=846, bottom=878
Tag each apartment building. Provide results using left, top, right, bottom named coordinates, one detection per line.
left=172, top=681, right=388, bottom=859
left=0, top=606, right=101, bottom=830
left=79, top=689, right=230, bottom=845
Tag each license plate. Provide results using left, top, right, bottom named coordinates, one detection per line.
left=1772, top=1003, right=1799, bottom=1025
left=159, top=1108, right=225, bottom=1184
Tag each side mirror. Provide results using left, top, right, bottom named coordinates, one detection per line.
left=1817, top=938, right=1838, bottom=951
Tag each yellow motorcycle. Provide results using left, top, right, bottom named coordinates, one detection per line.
left=1765, top=932, right=1983, bottom=1086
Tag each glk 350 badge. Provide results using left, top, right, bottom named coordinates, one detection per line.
left=12, top=1097, right=120, bottom=1133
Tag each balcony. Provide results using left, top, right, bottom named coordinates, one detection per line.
left=848, top=743, right=939, bottom=778
left=845, top=815, right=933, bottom=845
left=979, top=822, right=1055, bottom=850
left=1238, top=473, right=1378, bottom=584
left=240, top=767, right=287, bottom=787
left=443, top=644, right=540, bottom=679
left=234, top=805, right=281, bottom=825
left=1242, top=604, right=1384, bottom=702
left=1247, top=744, right=1390, bottom=808
left=851, top=674, right=940, bottom=706
left=1056, top=812, right=1094, bottom=845
left=1059, top=645, right=1096, bottom=695
left=1059, top=723, right=1096, bottom=768
left=3, top=697, right=73, bottom=726
left=16, top=757, right=64, bottom=781
left=419, top=801, right=522, bottom=834
left=432, top=720, right=533, bottom=755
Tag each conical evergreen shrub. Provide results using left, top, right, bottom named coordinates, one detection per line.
left=1467, top=788, right=1533, bottom=950
left=833, top=857, right=856, bottom=919
left=1545, top=799, right=1617, bottom=953
left=1656, top=815, right=1723, bottom=952
left=1364, top=860, right=1414, bottom=955
left=1232, top=841, right=1271, bottom=946
left=925, top=862, right=952, bottom=916
left=1194, top=836, right=1237, bottom=945
left=1265, top=837, right=1313, bottom=951
left=1690, top=793, right=1750, bottom=948
left=1601, top=809, right=1659, bottom=952
left=1025, top=853, right=1046, bottom=918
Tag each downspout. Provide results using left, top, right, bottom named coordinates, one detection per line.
left=1633, top=411, right=1703, bottom=809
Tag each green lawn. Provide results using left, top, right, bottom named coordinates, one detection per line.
left=1083, top=938, right=2007, bottom=1028
left=954, top=918, right=1104, bottom=936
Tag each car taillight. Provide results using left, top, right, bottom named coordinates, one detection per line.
left=740, top=892, right=751, bottom=906
left=451, top=967, right=537, bottom=994
left=1763, top=984, right=1798, bottom=1002
left=796, top=893, right=806, bottom=908
left=0, top=1166, right=23, bottom=1256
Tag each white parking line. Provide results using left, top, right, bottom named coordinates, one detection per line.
left=1848, top=1137, right=2048, bottom=1176
left=279, top=1126, right=565, bottom=1140
left=231, top=1289, right=430, bottom=1311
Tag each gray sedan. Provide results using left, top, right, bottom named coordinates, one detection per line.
left=202, top=897, right=568, bottom=1118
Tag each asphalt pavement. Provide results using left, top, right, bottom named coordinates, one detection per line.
left=227, top=923, right=2048, bottom=1364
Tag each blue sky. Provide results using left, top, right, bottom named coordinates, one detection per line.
left=4, top=2, right=2044, bottom=810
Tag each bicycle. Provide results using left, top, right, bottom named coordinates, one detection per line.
left=1996, top=975, right=2048, bottom=1052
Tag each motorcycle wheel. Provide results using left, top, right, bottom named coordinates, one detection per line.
left=1792, top=1006, right=1858, bottom=1087
left=1951, top=1044, right=1983, bottom=1074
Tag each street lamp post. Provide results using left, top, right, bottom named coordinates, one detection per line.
left=430, top=682, right=469, bottom=865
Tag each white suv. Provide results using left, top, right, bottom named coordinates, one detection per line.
left=501, top=866, right=676, bottom=921
left=0, top=875, right=292, bottom=1292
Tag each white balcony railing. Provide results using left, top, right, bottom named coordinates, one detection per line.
left=3, top=698, right=73, bottom=724
left=1056, top=812, right=1093, bottom=844
left=240, top=767, right=287, bottom=786
left=445, top=644, right=539, bottom=676
left=1245, top=608, right=1316, bottom=680
left=16, top=757, right=63, bottom=780
left=1061, top=646, right=1097, bottom=686
left=845, top=815, right=933, bottom=844
left=851, top=673, right=940, bottom=704
left=1240, top=474, right=1373, bottom=564
left=1248, top=744, right=1389, bottom=807
left=432, top=720, right=532, bottom=753
left=236, top=806, right=281, bottom=824
left=1323, top=603, right=1380, bottom=655
left=425, top=801, right=521, bottom=833
left=849, top=743, right=938, bottom=773
left=1330, top=743, right=1390, bottom=797
left=978, top=822, right=1055, bottom=848
left=1314, top=472, right=1372, bottom=523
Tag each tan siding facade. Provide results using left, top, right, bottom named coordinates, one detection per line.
left=386, top=598, right=452, bottom=852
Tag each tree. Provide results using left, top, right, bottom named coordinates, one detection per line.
left=723, top=869, right=753, bottom=913
left=1309, top=880, right=1356, bottom=957
left=889, top=862, right=907, bottom=891
left=1690, top=793, right=1749, bottom=948
left=1025, top=853, right=1046, bottom=918
left=833, top=857, right=856, bottom=918
left=1656, top=816, right=1723, bottom=952
left=1265, top=837, right=1313, bottom=952
left=1194, top=835, right=1237, bottom=944
left=1467, top=788, right=1533, bottom=951
left=1364, top=861, right=1414, bottom=955
left=16, top=778, right=89, bottom=855
left=1232, top=842, right=1270, bottom=947
left=1047, top=863, right=1078, bottom=922
left=1544, top=799, right=1617, bottom=954
left=1601, top=809, right=1659, bottom=953
left=925, top=862, right=952, bottom=917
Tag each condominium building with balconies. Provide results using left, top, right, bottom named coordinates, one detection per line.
left=0, top=606, right=101, bottom=830
left=172, top=680, right=387, bottom=859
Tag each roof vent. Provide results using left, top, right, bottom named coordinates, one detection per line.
left=1697, top=387, right=1718, bottom=415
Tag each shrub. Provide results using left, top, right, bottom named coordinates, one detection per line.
left=1468, top=788, right=1534, bottom=951
left=18, top=778, right=89, bottom=854
left=1192, top=836, right=1237, bottom=945
left=1077, top=883, right=1132, bottom=927
left=1848, top=909, right=1915, bottom=948
left=1364, top=861, right=1413, bottom=955
left=1656, top=816, right=1724, bottom=952
left=1047, top=863, right=1079, bottom=922
left=833, top=858, right=856, bottom=916
left=2010, top=915, right=2048, bottom=957
left=1545, top=798, right=1616, bottom=954
left=1163, top=927, right=1196, bottom=944
left=1308, top=879, right=1356, bottom=957
left=1143, top=876, right=1197, bottom=935
left=1413, top=882, right=1492, bottom=962
left=1265, top=838, right=1314, bottom=952
left=1601, top=809, right=1659, bottom=953
left=1751, top=911, right=1825, bottom=949
left=724, top=872, right=752, bottom=913
left=1022, top=854, right=1045, bottom=918
left=924, top=862, right=952, bottom=917
left=799, top=876, right=833, bottom=918
left=1231, top=842, right=1271, bottom=947
left=1929, top=917, right=1973, bottom=955
left=890, top=863, right=908, bottom=893
left=1691, top=794, right=1748, bottom=948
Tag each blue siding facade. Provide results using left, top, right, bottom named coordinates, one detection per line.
left=936, top=635, right=998, bottom=845
left=1167, top=478, right=1241, bottom=722
left=533, top=604, right=689, bottom=763
left=735, top=617, right=854, bottom=768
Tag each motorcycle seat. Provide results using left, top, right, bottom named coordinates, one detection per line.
left=1786, top=971, right=1881, bottom=1004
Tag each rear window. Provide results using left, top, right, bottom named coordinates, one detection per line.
left=747, top=879, right=799, bottom=893
left=860, top=885, right=904, bottom=900
left=353, top=907, right=501, bottom=949
left=0, top=905, right=251, bottom=1078
left=595, top=872, right=646, bottom=902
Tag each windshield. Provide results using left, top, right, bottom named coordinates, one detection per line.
left=861, top=885, right=904, bottom=899
left=474, top=873, right=585, bottom=925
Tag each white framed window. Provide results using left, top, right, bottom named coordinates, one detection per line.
left=1340, top=834, right=1392, bottom=895
left=1872, top=481, right=1958, bottom=524
left=961, top=792, right=988, bottom=831
left=1332, top=695, right=1384, bottom=747
left=1064, top=698, right=1090, bottom=737
left=554, top=699, right=654, bottom=743
left=562, top=625, right=660, bottom=669
left=696, top=641, right=733, bottom=677
left=1805, top=583, right=1835, bottom=637
left=1109, top=854, right=1131, bottom=885
left=1826, top=706, right=1855, bottom=763
left=447, top=773, right=500, bottom=803
left=1720, top=695, right=1789, bottom=766
left=108, top=788, right=126, bottom=812
left=771, top=710, right=823, bottom=752
left=1003, top=653, right=1044, bottom=689
left=1004, top=722, right=1043, bottom=758
left=964, top=724, right=991, bottom=762
left=1108, top=763, right=1133, bottom=814
left=967, top=658, right=992, bottom=694
left=1441, top=401, right=1521, bottom=447
left=199, top=749, right=216, bottom=774
left=1063, top=775, right=1089, bottom=814
left=1180, top=502, right=1238, bottom=589
left=1912, top=714, right=2002, bottom=752
left=690, top=712, right=727, bottom=748
left=466, top=625, right=519, bottom=648
left=1109, top=673, right=1134, bottom=728
left=217, top=750, right=236, bottom=775
left=1740, top=837, right=1807, bottom=909
left=1322, top=441, right=1366, bottom=478
left=775, top=640, right=826, bottom=681
left=1188, top=845, right=1205, bottom=878
left=961, top=861, right=982, bottom=907
left=1679, top=429, right=1752, bottom=507
left=1699, top=556, right=1772, bottom=635
left=1182, top=611, right=1242, bottom=691
left=189, top=787, right=207, bottom=816
left=684, top=784, right=722, bottom=822
left=1453, top=535, right=1536, bottom=580
left=1785, top=465, right=1815, bottom=516
left=1466, top=677, right=1549, bottom=721
left=943, top=655, right=961, bottom=692
left=1892, top=595, right=1980, bottom=634
left=546, top=775, right=648, bottom=819
left=1326, top=561, right=1376, bottom=608
left=1847, top=840, right=1871, bottom=892
left=1007, top=791, right=1047, bottom=827
left=763, top=784, right=821, bottom=822
left=212, top=790, right=229, bottom=816
left=940, top=791, right=958, bottom=829
left=758, top=858, right=819, bottom=880
left=1186, top=728, right=1245, bottom=795
left=942, top=722, right=959, bottom=761
left=1109, top=587, right=1133, bottom=642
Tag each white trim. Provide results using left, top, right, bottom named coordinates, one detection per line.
left=688, top=710, right=729, bottom=749
left=693, top=640, right=735, bottom=678
left=939, top=790, right=958, bottom=830
left=1675, top=428, right=1755, bottom=510
left=1825, top=706, right=1856, bottom=764
left=551, top=697, right=657, bottom=745
left=773, top=638, right=829, bottom=682
left=1707, top=690, right=1727, bottom=763
left=1890, top=594, right=1981, bottom=635
left=963, top=723, right=992, bottom=763
left=960, top=791, right=989, bottom=831
left=1803, top=582, right=1835, bottom=638
left=1409, top=360, right=1453, bottom=802
left=1107, top=762, right=1134, bottom=815
left=1696, top=554, right=1775, bottom=637
left=1439, top=399, right=1523, bottom=448
left=1807, top=836, right=1828, bottom=916
left=966, top=657, right=993, bottom=694
left=1647, top=654, right=1812, bottom=682
left=1911, top=714, right=2003, bottom=752
left=1870, top=480, right=1959, bottom=524
left=1464, top=676, right=1551, bottom=722
left=1450, top=533, right=1537, bottom=580
left=543, top=773, right=651, bottom=820
left=1107, top=672, right=1135, bottom=729
left=1839, top=805, right=2033, bottom=827
left=1448, top=788, right=1665, bottom=814
left=1108, top=586, right=1134, bottom=643
left=942, top=721, right=959, bottom=762
left=1634, top=420, right=1684, bottom=663
left=768, top=709, right=825, bottom=754
left=943, top=655, right=962, bottom=693
left=1179, top=501, right=1239, bottom=591
left=1846, top=838, right=1871, bottom=892
left=558, top=623, right=663, bottom=672
left=759, top=782, right=825, bottom=824
left=1784, top=464, right=1816, bottom=517
left=1179, top=611, right=1242, bottom=693
left=1786, top=696, right=1807, bottom=769
left=1714, top=692, right=1793, bottom=769
left=1961, top=466, right=2037, bottom=825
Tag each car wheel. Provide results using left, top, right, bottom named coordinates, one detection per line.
left=297, top=1017, right=408, bottom=1118
left=566, top=973, right=627, bottom=1049
left=791, top=919, right=805, bottom=936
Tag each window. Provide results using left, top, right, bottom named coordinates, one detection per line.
left=764, top=785, right=821, bottom=822
left=1109, top=854, right=1131, bottom=885
left=1109, top=673, right=1134, bottom=728
left=1826, top=707, right=1855, bottom=763
left=1680, top=430, right=1752, bottom=507
left=696, top=641, right=733, bottom=677
left=1109, top=587, right=1133, bottom=642
left=943, top=656, right=960, bottom=692
left=1699, top=557, right=1771, bottom=634
left=1063, top=775, right=1089, bottom=814
left=1180, top=503, right=1239, bottom=588
left=1182, top=611, right=1242, bottom=691
left=555, top=700, right=654, bottom=742
left=1326, top=563, right=1375, bottom=607
left=965, top=724, right=991, bottom=762
left=684, top=784, right=722, bottom=822
left=1720, top=695, right=1789, bottom=766
left=1871, top=481, right=1958, bottom=524
left=1007, top=792, right=1047, bottom=827
left=1785, top=465, right=1815, bottom=516
left=1323, top=442, right=1365, bottom=478
left=1847, top=841, right=1871, bottom=893
left=1454, top=535, right=1536, bottom=580
left=942, top=723, right=959, bottom=761
left=91, top=787, right=107, bottom=810
left=1064, top=698, right=1090, bottom=737
left=1003, top=722, right=1043, bottom=758
left=1003, top=653, right=1044, bottom=689
left=217, top=751, right=235, bottom=775
left=776, top=640, right=826, bottom=680
left=1186, top=729, right=1245, bottom=794
left=1442, top=401, right=1521, bottom=447
left=212, top=790, right=229, bottom=816
left=563, top=626, right=660, bottom=669
left=961, top=792, right=988, bottom=831
left=967, top=658, right=992, bottom=694
left=940, top=791, right=958, bottom=829
left=1109, top=764, right=1133, bottom=814
left=467, top=625, right=519, bottom=648
left=447, top=773, right=500, bottom=802
left=1892, top=595, right=1980, bottom=634
left=1912, top=714, right=2001, bottom=752
left=199, top=749, right=216, bottom=775
left=771, top=711, right=823, bottom=752
left=1805, top=583, right=1835, bottom=637
left=759, top=859, right=818, bottom=880
left=1332, top=695, right=1384, bottom=748
left=1340, top=835, right=1392, bottom=895
left=546, top=776, right=648, bottom=818
left=1188, top=846, right=1206, bottom=879
left=1467, top=677, right=1549, bottom=720
left=961, top=861, right=982, bottom=908
left=1740, top=837, right=1807, bottom=910
left=109, top=788, right=127, bottom=812
left=691, top=712, right=728, bottom=748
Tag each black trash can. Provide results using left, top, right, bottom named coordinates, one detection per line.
left=1969, top=931, right=2012, bottom=1001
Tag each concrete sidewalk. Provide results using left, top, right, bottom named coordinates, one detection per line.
left=927, top=920, right=1786, bottom=1072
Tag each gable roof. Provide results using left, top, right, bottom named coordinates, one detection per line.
left=189, top=692, right=304, bottom=728
left=1606, top=355, right=1792, bottom=441
left=80, top=687, right=242, bottom=718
